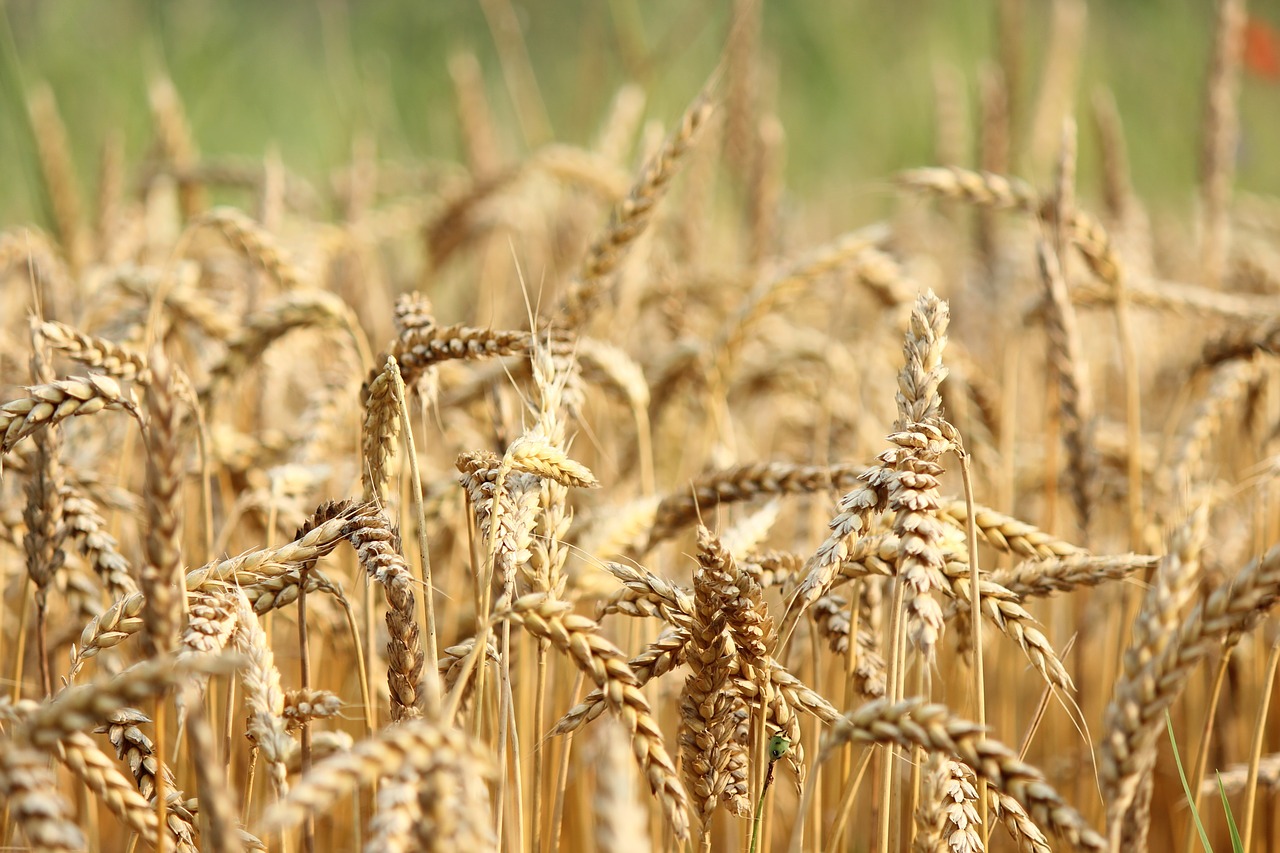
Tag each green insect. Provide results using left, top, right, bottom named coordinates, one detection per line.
left=768, top=733, right=792, bottom=762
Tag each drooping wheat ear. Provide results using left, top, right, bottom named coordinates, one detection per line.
left=362, top=356, right=404, bottom=503
left=733, top=662, right=840, bottom=727
left=1061, top=275, right=1280, bottom=322
left=855, top=247, right=919, bottom=309
left=259, top=717, right=492, bottom=837
left=180, top=591, right=239, bottom=659
left=1199, top=0, right=1246, bottom=286
left=423, top=167, right=518, bottom=265
left=812, top=595, right=888, bottom=698
left=682, top=529, right=754, bottom=831
left=559, top=94, right=715, bottom=329
left=823, top=698, right=1104, bottom=850
left=68, top=591, right=146, bottom=682
left=0, top=744, right=86, bottom=851
left=231, top=595, right=292, bottom=798
left=988, top=553, right=1158, bottom=600
left=553, top=627, right=689, bottom=735
left=531, top=143, right=631, bottom=200
left=899, top=165, right=1125, bottom=288
left=438, top=639, right=500, bottom=718
left=344, top=510, right=424, bottom=722
left=989, top=786, right=1051, bottom=852
left=41, top=321, right=151, bottom=384
left=111, top=264, right=238, bottom=340
left=204, top=290, right=362, bottom=393
left=0, top=374, right=141, bottom=455
left=1037, top=237, right=1097, bottom=538
left=148, top=76, right=204, bottom=218
left=184, top=503, right=361, bottom=589
left=505, top=435, right=601, bottom=489
left=598, top=560, right=694, bottom=628
left=28, top=84, right=86, bottom=272
left=139, top=349, right=186, bottom=658
left=579, top=336, right=649, bottom=404
left=1101, top=508, right=1208, bottom=846
left=225, top=562, right=346, bottom=617
left=1059, top=206, right=1126, bottom=291
left=55, top=728, right=159, bottom=840
left=505, top=593, right=690, bottom=840
left=898, top=166, right=1038, bottom=212
left=741, top=550, right=806, bottom=588
left=187, top=206, right=301, bottom=289
left=366, top=323, right=556, bottom=398
left=715, top=224, right=891, bottom=377
left=916, top=755, right=983, bottom=853
left=936, top=500, right=1085, bottom=559
left=646, top=461, right=866, bottom=551
left=95, top=708, right=200, bottom=851
left=942, top=559, right=1074, bottom=693
left=1173, top=357, right=1265, bottom=497
left=282, top=689, right=342, bottom=732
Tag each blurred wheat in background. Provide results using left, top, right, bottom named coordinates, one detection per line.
left=2, top=0, right=1280, bottom=851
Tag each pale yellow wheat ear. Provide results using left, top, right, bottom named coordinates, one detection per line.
left=504, top=436, right=600, bottom=489
left=820, top=699, right=1104, bottom=850
left=505, top=593, right=691, bottom=841
left=557, top=92, right=715, bottom=330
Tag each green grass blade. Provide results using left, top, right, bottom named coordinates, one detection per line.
left=1216, top=772, right=1243, bottom=853
left=1168, top=711, right=1213, bottom=853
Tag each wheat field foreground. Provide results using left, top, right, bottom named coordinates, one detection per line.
left=3, top=2, right=1280, bottom=852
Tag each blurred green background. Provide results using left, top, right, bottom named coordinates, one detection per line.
left=2, top=0, right=1278, bottom=226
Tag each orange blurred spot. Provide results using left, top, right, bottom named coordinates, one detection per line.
left=1244, top=16, right=1280, bottom=81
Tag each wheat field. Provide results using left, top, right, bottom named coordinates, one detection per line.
left=3, top=1, right=1280, bottom=852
